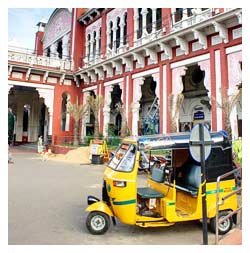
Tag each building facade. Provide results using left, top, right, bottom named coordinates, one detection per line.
left=8, top=8, right=242, bottom=144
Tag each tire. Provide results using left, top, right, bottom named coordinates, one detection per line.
left=86, top=211, right=110, bottom=235
left=210, top=210, right=233, bottom=235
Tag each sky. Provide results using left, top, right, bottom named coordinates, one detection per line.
left=8, top=8, right=55, bottom=50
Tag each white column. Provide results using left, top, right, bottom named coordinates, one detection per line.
left=48, top=112, right=53, bottom=136
left=162, top=65, right=167, bottom=134
left=50, top=43, right=57, bottom=58
left=112, top=26, right=117, bottom=53
left=103, top=85, right=114, bottom=137
left=215, top=50, right=222, bottom=131
left=89, top=33, right=95, bottom=62
left=95, top=31, right=100, bottom=60
left=36, top=88, right=54, bottom=136
left=199, top=60, right=211, bottom=99
left=152, top=72, right=160, bottom=97
left=132, top=77, right=144, bottom=135
left=106, top=26, right=111, bottom=51
left=141, top=8, right=148, bottom=37
left=134, top=8, right=139, bottom=41
left=85, top=40, right=90, bottom=63
left=62, top=34, right=70, bottom=59
left=152, top=8, right=157, bottom=33
left=120, top=18, right=125, bottom=47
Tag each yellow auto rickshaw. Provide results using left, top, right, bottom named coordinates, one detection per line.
left=85, top=132, right=239, bottom=235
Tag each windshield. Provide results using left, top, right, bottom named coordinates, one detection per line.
left=108, top=143, right=137, bottom=172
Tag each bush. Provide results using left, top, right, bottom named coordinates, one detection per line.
left=233, top=139, right=242, bottom=166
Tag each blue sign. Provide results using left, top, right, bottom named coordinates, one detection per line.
left=193, top=110, right=205, bottom=121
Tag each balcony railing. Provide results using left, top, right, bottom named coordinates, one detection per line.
left=171, top=8, right=214, bottom=31
left=8, top=46, right=73, bottom=71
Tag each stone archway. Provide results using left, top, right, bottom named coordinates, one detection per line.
left=8, top=83, right=54, bottom=143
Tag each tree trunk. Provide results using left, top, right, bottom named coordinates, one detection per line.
left=225, top=116, right=232, bottom=143
left=94, top=120, right=99, bottom=138
left=120, top=112, right=127, bottom=138
left=73, top=121, right=79, bottom=146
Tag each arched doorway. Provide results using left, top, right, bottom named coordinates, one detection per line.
left=139, top=76, right=159, bottom=135
left=179, top=64, right=212, bottom=131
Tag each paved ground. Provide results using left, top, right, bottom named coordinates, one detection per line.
left=8, top=146, right=240, bottom=245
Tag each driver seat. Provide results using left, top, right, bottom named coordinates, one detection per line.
left=137, top=167, right=165, bottom=198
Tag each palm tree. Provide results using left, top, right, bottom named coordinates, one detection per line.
left=86, top=95, right=103, bottom=138
left=212, top=86, right=242, bottom=142
left=168, top=93, right=184, bottom=132
left=67, top=102, right=88, bottom=146
left=115, top=102, right=128, bottom=138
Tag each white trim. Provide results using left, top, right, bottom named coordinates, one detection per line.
left=126, top=75, right=129, bottom=120
left=215, top=50, right=222, bottom=131
left=71, top=8, right=77, bottom=58
left=104, top=77, right=123, bottom=87
left=170, top=53, right=210, bottom=69
left=8, top=80, right=54, bottom=90
left=82, top=85, right=97, bottom=92
left=225, top=44, right=242, bottom=54
left=132, top=67, right=160, bottom=79
left=162, top=65, right=167, bottom=134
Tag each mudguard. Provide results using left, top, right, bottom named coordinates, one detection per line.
left=85, top=201, right=114, bottom=217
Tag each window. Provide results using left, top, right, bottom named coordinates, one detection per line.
left=116, top=17, right=121, bottom=49
left=46, top=47, right=51, bottom=57
left=187, top=8, right=193, bottom=17
left=146, top=8, right=152, bottom=34
left=57, top=40, right=63, bottom=59
left=87, top=34, right=91, bottom=61
left=93, top=31, right=96, bottom=59
left=99, top=28, right=102, bottom=56
left=123, top=13, right=127, bottom=45
left=137, top=8, right=143, bottom=39
left=109, top=22, right=113, bottom=49
left=175, top=8, right=183, bottom=23
left=108, top=144, right=137, bottom=172
left=156, top=9, right=162, bottom=30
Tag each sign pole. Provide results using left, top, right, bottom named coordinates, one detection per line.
left=190, top=123, right=213, bottom=245
left=199, top=123, right=208, bottom=245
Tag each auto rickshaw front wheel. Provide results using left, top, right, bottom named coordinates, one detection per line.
left=210, top=210, right=233, bottom=235
left=86, top=211, right=110, bottom=235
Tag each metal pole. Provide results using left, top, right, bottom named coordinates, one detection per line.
left=199, top=123, right=208, bottom=245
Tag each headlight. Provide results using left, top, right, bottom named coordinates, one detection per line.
left=113, top=180, right=127, bottom=187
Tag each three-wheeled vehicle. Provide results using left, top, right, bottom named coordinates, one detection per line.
left=85, top=132, right=239, bottom=235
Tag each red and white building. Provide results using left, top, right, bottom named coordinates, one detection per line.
left=8, top=8, right=242, bottom=144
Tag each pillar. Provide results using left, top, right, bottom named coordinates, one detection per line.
left=141, top=8, right=148, bottom=37
left=152, top=8, right=157, bottom=34
left=131, top=77, right=144, bottom=135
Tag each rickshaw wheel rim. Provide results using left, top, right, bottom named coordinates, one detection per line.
left=91, top=214, right=106, bottom=231
left=218, top=216, right=230, bottom=232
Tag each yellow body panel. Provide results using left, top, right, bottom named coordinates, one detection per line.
left=103, top=151, right=140, bottom=225
left=85, top=201, right=114, bottom=217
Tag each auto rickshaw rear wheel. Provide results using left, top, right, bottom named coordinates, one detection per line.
left=86, top=211, right=110, bottom=235
left=210, top=210, right=233, bottom=235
